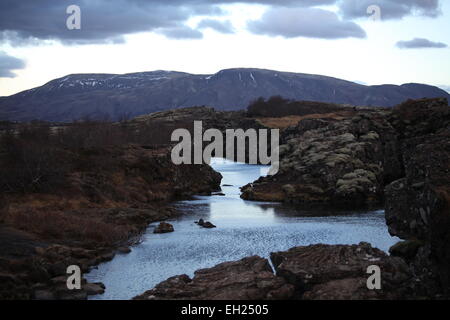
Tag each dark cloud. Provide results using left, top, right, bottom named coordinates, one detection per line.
left=339, top=0, right=441, bottom=20
left=396, top=38, right=447, bottom=49
left=0, top=0, right=212, bottom=45
left=158, top=26, right=203, bottom=39
left=197, top=19, right=235, bottom=34
left=248, top=7, right=366, bottom=39
left=0, top=0, right=443, bottom=45
left=0, top=51, right=26, bottom=78
left=212, top=0, right=335, bottom=6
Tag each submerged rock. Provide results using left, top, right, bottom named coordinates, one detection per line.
left=202, top=222, right=216, bottom=229
left=195, top=219, right=216, bottom=228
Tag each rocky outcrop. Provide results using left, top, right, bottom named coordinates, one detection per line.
left=271, top=242, right=412, bottom=300
left=134, top=256, right=295, bottom=300
left=384, top=98, right=450, bottom=296
left=135, top=242, right=417, bottom=300
left=241, top=98, right=448, bottom=213
left=241, top=108, right=402, bottom=208
left=0, top=242, right=112, bottom=300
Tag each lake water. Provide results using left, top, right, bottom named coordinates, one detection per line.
left=86, top=158, right=399, bottom=300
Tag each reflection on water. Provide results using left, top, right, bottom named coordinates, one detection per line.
left=86, top=158, right=399, bottom=300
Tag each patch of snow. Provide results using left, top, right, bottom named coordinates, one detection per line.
left=250, top=72, right=257, bottom=85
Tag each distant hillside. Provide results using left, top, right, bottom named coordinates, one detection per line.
left=0, top=68, right=448, bottom=122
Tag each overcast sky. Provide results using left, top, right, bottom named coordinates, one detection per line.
left=0, top=0, right=449, bottom=96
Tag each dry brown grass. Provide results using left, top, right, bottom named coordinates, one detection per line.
left=256, top=111, right=354, bottom=129
left=4, top=209, right=128, bottom=245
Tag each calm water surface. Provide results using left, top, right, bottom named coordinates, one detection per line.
left=86, top=158, right=399, bottom=300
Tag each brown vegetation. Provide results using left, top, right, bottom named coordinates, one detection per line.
left=4, top=209, right=128, bottom=245
left=0, top=119, right=221, bottom=246
left=256, top=112, right=355, bottom=129
left=247, top=95, right=347, bottom=118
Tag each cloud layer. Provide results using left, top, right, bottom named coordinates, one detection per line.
left=197, top=19, right=235, bottom=34
left=0, top=0, right=444, bottom=45
left=0, top=51, right=26, bottom=78
left=396, top=38, right=448, bottom=49
left=158, top=26, right=204, bottom=40
left=248, top=7, right=366, bottom=39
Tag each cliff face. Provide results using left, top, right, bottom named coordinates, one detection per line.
left=384, top=98, right=450, bottom=295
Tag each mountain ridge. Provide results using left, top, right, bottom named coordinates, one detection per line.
left=1, top=68, right=448, bottom=122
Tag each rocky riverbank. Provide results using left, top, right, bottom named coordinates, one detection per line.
left=2, top=97, right=448, bottom=300
left=0, top=145, right=222, bottom=299
left=134, top=242, right=413, bottom=300
left=136, top=98, right=449, bottom=300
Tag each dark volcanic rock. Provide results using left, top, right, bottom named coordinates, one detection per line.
left=195, top=219, right=216, bottom=228
left=271, top=242, right=412, bottom=300
left=202, top=222, right=216, bottom=229
left=153, top=222, right=174, bottom=234
left=83, top=282, right=105, bottom=295
left=389, top=240, right=424, bottom=261
left=134, top=256, right=295, bottom=300
left=385, top=98, right=450, bottom=295
left=135, top=243, right=416, bottom=300
left=241, top=108, right=403, bottom=208
left=1, top=68, right=448, bottom=122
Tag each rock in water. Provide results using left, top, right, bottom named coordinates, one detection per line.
left=83, top=283, right=105, bottom=295
left=195, top=219, right=216, bottom=228
left=153, top=222, right=174, bottom=234
left=202, top=222, right=216, bottom=229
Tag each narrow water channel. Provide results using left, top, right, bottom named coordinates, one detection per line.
left=86, top=158, right=399, bottom=300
